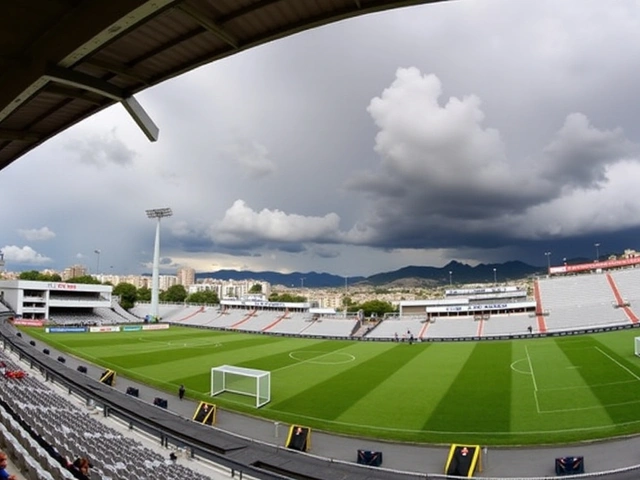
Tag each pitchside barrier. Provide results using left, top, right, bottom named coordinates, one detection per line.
left=357, top=449, right=382, bottom=467
left=193, top=401, right=216, bottom=425
left=555, top=456, right=584, bottom=475
left=444, top=444, right=481, bottom=478
left=99, top=369, right=116, bottom=386
left=285, top=425, right=311, bottom=452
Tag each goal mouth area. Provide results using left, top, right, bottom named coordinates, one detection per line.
left=211, top=364, right=271, bottom=408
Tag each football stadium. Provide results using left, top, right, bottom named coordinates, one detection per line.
left=4, top=257, right=640, bottom=478
left=2, top=2, right=640, bottom=480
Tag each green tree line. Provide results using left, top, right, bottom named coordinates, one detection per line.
left=112, top=283, right=219, bottom=309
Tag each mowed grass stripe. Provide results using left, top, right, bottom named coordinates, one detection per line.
left=334, top=342, right=474, bottom=439
left=509, top=339, right=611, bottom=443
left=24, top=327, right=233, bottom=357
left=266, top=342, right=396, bottom=406
left=269, top=342, right=426, bottom=421
left=235, top=339, right=354, bottom=373
left=424, top=342, right=512, bottom=433
left=558, top=337, right=640, bottom=424
left=132, top=337, right=336, bottom=386
left=20, top=326, right=640, bottom=444
left=103, top=336, right=290, bottom=368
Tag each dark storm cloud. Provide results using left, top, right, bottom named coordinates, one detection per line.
left=3, top=0, right=640, bottom=276
left=342, top=68, right=640, bottom=250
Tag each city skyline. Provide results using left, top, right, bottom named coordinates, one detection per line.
left=1, top=0, right=639, bottom=276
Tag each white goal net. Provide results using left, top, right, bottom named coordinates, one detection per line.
left=635, top=337, right=640, bottom=357
left=210, top=365, right=271, bottom=408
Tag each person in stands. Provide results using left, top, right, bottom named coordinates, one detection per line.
left=0, top=452, right=17, bottom=480
left=70, top=457, right=91, bottom=480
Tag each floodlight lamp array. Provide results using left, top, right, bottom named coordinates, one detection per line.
left=145, top=208, right=173, bottom=218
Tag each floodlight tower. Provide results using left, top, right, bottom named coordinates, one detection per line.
left=146, top=208, right=172, bottom=322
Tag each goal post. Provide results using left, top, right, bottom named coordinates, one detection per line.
left=635, top=337, right=640, bottom=357
left=210, top=365, right=270, bottom=408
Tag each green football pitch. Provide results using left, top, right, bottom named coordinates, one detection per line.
left=21, top=326, right=640, bottom=445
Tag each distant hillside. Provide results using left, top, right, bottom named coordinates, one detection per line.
left=195, top=270, right=364, bottom=288
left=196, top=260, right=543, bottom=288
left=365, top=260, right=542, bottom=286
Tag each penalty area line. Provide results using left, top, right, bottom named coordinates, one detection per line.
left=595, top=346, right=640, bottom=383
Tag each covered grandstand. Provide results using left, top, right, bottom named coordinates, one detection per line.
left=0, top=280, right=139, bottom=325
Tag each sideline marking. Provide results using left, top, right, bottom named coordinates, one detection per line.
left=244, top=405, right=640, bottom=437
left=137, top=336, right=224, bottom=349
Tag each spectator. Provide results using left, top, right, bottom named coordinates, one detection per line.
left=70, top=457, right=91, bottom=480
left=0, top=452, right=17, bottom=480
left=178, top=384, right=185, bottom=400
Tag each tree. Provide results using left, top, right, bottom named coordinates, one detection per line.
left=358, top=299, right=396, bottom=318
left=66, top=275, right=102, bottom=284
left=113, top=282, right=137, bottom=310
left=136, top=287, right=151, bottom=302
left=18, top=270, right=40, bottom=281
left=161, top=284, right=187, bottom=303
left=269, top=293, right=306, bottom=303
left=186, top=290, right=219, bottom=305
left=249, top=283, right=262, bottom=293
left=40, top=273, right=62, bottom=281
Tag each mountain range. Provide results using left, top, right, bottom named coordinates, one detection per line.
left=196, top=260, right=545, bottom=288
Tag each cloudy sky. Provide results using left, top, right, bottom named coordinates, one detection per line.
left=2, top=0, right=640, bottom=277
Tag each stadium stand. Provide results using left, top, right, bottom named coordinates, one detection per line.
left=229, top=311, right=286, bottom=333
left=298, top=317, right=360, bottom=337
left=480, top=313, right=535, bottom=336
left=423, top=316, right=478, bottom=339
left=0, top=351, right=214, bottom=480
left=366, top=316, right=426, bottom=340
left=537, top=273, right=629, bottom=331
left=264, top=311, right=313, bottom=335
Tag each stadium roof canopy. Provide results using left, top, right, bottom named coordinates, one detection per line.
left=0, top=0, right=448, bottom=172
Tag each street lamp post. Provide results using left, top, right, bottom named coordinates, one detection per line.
left=595, top=243, right=600, bottom=262
left=545, top=252, right=551, bottom=275
left=146, top=207, right=173, bottom=322
left=300, top=277, right=306, bottom=288
left=449, top=270, right=452, bottom=286
left=94, top=249, right=101, bottom=276
left=493, top=267, right=497, bottom=285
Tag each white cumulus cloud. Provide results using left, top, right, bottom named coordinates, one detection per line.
left=212, top=200, right=342, bottom=247
left=18, top=227, right=56, bottom=242
left=1, top=246, right=51, bottom=265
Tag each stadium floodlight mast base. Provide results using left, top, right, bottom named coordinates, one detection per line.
left=146, top=207, right=172, bottom=322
